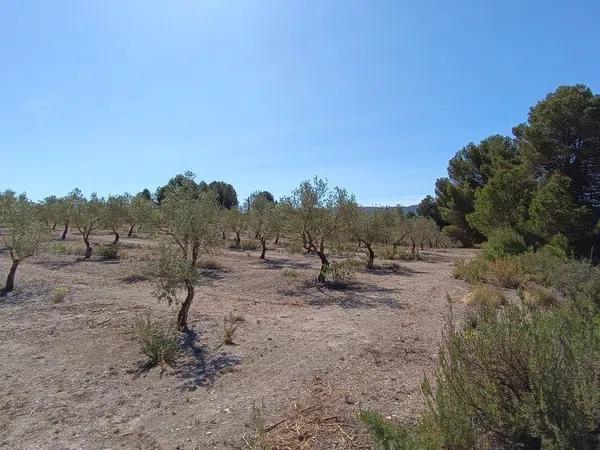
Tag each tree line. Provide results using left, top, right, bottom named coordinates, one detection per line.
left=418, top=84, right=600, bottom=259
left=0, top=173, right=447, bottom=329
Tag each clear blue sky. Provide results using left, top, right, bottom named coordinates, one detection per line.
left=1, top=1, right=599, bottom=206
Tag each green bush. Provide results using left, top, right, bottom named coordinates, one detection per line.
left=482, top=228, right=527, bottom=261
left=240, top=240, right=259, bottom=251
left=544, top=234, right=570, bottom=258
left=453, top=257, right=490, bottom=284
left=325, top=260, right=357, bottom=287
left=363, top=300, right=600, bottom=450
left=135, top=318, right=180, bottom=369
left=99, top=244, right=120, bottom=260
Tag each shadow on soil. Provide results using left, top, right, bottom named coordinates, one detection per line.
left=175, top=329, right=241, bottom=390
left=256, top=257, right=313, bottom=270
left=366, top=264, right=423, bottom=276
left=279, top=279, right=407, bottom=310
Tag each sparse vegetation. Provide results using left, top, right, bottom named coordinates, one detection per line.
left=281, top=268, right=299, bottom=278
left=51, top=285, right=69, bottom=303
left=223, top=312, right=245, bottom=345
left=99, top=244, right=120, bottom=260
left=325, top=260, right=357, bottom=287
left=0, top=192, right=50, bottom=295
left=134, top=318, right=180, bottom=369
left=468, top=286, right=507, bottom=311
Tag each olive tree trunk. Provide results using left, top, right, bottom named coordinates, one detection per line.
left=83, top=234, right=93, bottom=259
left=113, top=230, right=120, bottom=246
left=316, top=251, right=329, bottom=283
left=177, top=282, right=195, bottom=331
left=127, top=224, right=135, bottom=237
left=0, top=259, right=19, bottom=296
left=366, top=244, right=375, bottom=269
left=61, top=221, right=69, bottom=240
left=235, top=232, right=241, bottom=248
left=259, top=238, right=267, bottom=259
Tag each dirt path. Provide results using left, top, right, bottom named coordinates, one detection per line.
left=0, top=237, right=473, bottom=449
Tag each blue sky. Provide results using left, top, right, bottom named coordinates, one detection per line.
left=1, top=1, right=599, bottom=205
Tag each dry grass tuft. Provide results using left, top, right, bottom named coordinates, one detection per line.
left=469, top=286, right=508, bottom=311
left=223, top=312, right=245, bottom=345
left=51, top=285, right=69, bottom=303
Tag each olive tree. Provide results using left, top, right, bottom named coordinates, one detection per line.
left=127, top=191, right=155, bottom=237
left=288, top=177, right=353, bottom=282
left=71, top=194, right=103, bottom=259
left=153, top=187, right=221, bottom=331
left=223, top=207, right=246, bottom=248
left=38, top=196, right=61, bottom=230
left=0, top=194, right=50, bottom=296
left=345, top=206, right=392, bottom=269
left=58, top=188, right=83, bottom=240
left=248, top=199, right=285, bottom=259
left=102, top=194, right=129, bottom=245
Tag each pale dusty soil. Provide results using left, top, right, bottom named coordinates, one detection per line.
left=0, top=232, right=475, bottom=449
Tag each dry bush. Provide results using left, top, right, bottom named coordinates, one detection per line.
left=332, top=241, right=359, bottom=256
left=283, top=240, right=304, bottom=254
left=241, top=240, right=259, bottom=251
left=281, top=268, right=299, bottom=278
left=49, top=241, right=83, bottom=256
left=198, top=258, right=223, bottom=270
left=453, top=258, right=490, bottom=284
left=379, top=245, right=397, bottom=261
left=521, top=284, right=560, bottom=309
left=243, top=402, right=271, bottom=450
left=134, top=318, right=180, bottom=369
left=51, top=285, right=69, bottom=303
left=325, top=260, right=357, bottom=288
left=488, top=259, right=522, bottom=288
left=469, top=286, right=507, bottom=311
left=223, top=312, right=245, bottom=345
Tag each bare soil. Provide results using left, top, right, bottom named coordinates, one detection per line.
left=0, top=233, right=475, bottom=449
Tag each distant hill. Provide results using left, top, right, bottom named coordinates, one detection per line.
left=361, top=204, right=419, bottom=215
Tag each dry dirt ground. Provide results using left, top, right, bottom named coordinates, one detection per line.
left=0, top=232, right=475, bottom=449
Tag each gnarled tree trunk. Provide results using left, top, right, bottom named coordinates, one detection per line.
left=127, top=224, right=135, bottom=237
left=0, top=259, right=19, bottom=296
left=259, top=238, right=267, bottom=259
left=61, top=221, right=69, bottom=240
left=316, top=251, right=329, bottom=283
left=366, top=244, right=375, bottom=269
left=177, top=282, right=195, bottom=331
left=113, top=230, right=120, bottom=246
left=235, top=232, right=241, bottom=248
left=83, top=235, right=93, bottom=259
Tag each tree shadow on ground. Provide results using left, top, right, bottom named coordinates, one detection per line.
left=31, top=257, right=82, bottom=270
left=366, top=264, right=423, bottom=276
left=198, top=268, right=229, bottom=281
left=279, top=279, right=407, bottom=310
left=120, top=273, right=149, bottom=284
left=175, top=329, right=241, bottom=391
left=257, top=258, right=313, bottom=270
left=0, top=280, right=52, bottom=307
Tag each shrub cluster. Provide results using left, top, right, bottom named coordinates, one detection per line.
left=363, top=255, right=600, bottom=449
left=134, top=318, right=180, bottom=369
